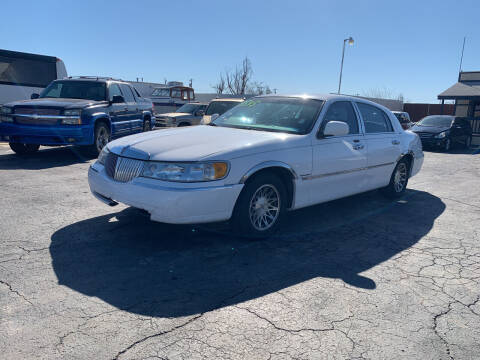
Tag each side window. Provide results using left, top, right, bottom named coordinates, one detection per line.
left=356, top=103, right=393, bottom=133
left=119, top=84, right=135, bottom=103
left=109, top=84, right=123, bottom=101
left=133, top=87, right=141, bottom=98
left=323, top=101, right=359, bottom=134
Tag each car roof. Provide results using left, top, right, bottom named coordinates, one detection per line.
left=255, top=93, right=391, bottom=108
left=210, top=98, right=245, bottom=102
left=56, top=78, right=131, bottom=85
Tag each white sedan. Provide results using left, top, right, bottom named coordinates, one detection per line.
left=88, top=94, right=423, bottom=237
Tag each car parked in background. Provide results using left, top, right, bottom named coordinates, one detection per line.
left=0, top=77, right=155, bottom=155
left=155, top=103, right=207, bottom=128
left=89, top=94, right=423, bottom=238
left=411, top=115, right=472, bottom=151
left=392, top=111, right=414, bottom=130
left=200, top=98, right=244, bottom=124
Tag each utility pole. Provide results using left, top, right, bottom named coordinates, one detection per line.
left=338, top=37, right=354, bottom=94
left=459, top=36, right=466, bottom=74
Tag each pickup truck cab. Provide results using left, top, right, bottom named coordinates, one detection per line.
left=155, top=103, right=207, bottom=128
left=0, top=77, right=155, bottom=155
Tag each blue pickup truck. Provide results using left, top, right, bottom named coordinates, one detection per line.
left=0, top=77, right=155, bottom=155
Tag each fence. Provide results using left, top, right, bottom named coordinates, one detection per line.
left=403, top=103, right=455, bottom=122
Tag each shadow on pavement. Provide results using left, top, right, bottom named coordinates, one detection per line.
left=50, top=189, right=445, bottom=317
left=0, top=146, right=95, bottom=170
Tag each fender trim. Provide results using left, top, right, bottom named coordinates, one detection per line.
left=239, top=161, right=298, bottom=184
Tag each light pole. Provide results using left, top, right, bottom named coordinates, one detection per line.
left=337, top=36, right=354, bottom=94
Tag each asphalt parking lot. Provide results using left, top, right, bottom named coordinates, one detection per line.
left=0, top=142, right=479, bottom=360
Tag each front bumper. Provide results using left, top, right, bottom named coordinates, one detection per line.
left=419, top=137, right=446, bottom=148
left=0, top=122, right=94, bottom=145
left=88, top=163, right=244, bottom=224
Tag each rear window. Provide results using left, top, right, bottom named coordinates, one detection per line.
left=205, top=101, right=242, bottom=115
left=0, top=55, right=57, bottom=87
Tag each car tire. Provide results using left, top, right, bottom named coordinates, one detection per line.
left=443, top=138, right=451, bottom=152
left=9, top=142, right=40, bottom=155
left=178, top=122, right=190, bottom=127
left=143, top=118, right=151, bottom=132
left=84, top=122, right=110, bottom=157
left=465, top=136, right=472, bottom=149
left=381, top=159, right=409, bottom=199
left=231, top=173, right=287, bottom=238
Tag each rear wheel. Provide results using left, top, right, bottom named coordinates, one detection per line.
left=9, top=142, right=40, bottom=155
left=231, top=173, right=286, bottom=238
left=382, top=159, right=409, bottom=198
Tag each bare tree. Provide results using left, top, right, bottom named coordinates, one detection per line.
left=362, top=87, right=405, bottom=102
left=213, top=57, right=270, bottom=96
left=212, top=74, right=226, bottom=95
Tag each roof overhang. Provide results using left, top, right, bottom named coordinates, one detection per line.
left=438, top=81, right=480, bottom=100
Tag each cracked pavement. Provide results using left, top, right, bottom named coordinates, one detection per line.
left=0, top=143, right=479, bottom=359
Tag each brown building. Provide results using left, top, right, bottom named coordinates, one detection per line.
left=438, top=71, right=480, bottom=145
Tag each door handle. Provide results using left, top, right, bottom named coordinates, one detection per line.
left=392, top=140, right=400, bottom=145
left=353, top=144, right=364, bottom=150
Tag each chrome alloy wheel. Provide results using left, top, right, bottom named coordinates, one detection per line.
left=394, top=162, right=408, bottom=193
left=248, top=184, right=281, bottom=231
left=96, top=127, right=109, bottom=152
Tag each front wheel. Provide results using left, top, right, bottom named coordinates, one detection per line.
left=143, top=118, right=151, bottom=132
left=9, top=142, right=40, bottom=155
left=231, top=173, right=287, bottom=238
left=443, top=138, right=451, bottom=152
left=465, top=136, right=472, bottom=149
left=382, top=159, right=409, bottom=198
left=83, top=122, right=110, bottom=157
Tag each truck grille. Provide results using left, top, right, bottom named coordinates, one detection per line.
left=105, top=153, right=144, bottom=183
left=14, top=108, right=62, bottom=125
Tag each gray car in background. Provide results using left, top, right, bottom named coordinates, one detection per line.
left=155, top=103, right=207, bottom=127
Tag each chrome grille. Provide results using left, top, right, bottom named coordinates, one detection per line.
left=14, top=107, right=62, bottom=125
left=15, top=108, right=61, bottom=116
left=113, top=157, right=144, bottom=183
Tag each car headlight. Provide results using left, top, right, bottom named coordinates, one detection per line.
left=0, top=106, right=13, bottom=122
left=0, top=106, right=13, bottom=114
left=434, top=131, right=448, bottom=139
left=141, top=161, right=229, bottom=182
left=62, top=109, right=82, bottom=125
left=97, top=146, right=109, bottom=164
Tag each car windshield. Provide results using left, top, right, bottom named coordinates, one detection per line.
left=212, top=97, right=324, bottom=135
left=418, top=116, right=453, bottom=127
left=176, top=103, right=199, bottom=113
left=205, top=100, right=242, bottom=115
left=151, top=88, right=170, bottom=97
left=40, top=81, right=106, bottom=101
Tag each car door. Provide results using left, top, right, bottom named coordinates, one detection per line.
left=355, top=102, right=402, bottom=190
left=108, top=83, right=130, bottom=136
left=451, top=118, right=468, bottom=145
left=307, top=100, right=368, bottom=206
left=119, top=84, right=141, bottom=133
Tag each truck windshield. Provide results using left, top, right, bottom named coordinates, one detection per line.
left=40, top=81, right=106, bottom=101
left=212, top=97, right=323, bottom=135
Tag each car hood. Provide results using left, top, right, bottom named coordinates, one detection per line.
left=157, top=112, right=192, bottom=118
left=107, top=125, right=304, bottom=161
left=411, top=124, right=450, bottom=134
left=4, top=98, right=100, bottom=109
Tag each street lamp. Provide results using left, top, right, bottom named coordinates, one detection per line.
left=337, top=36, right=354, bottom=94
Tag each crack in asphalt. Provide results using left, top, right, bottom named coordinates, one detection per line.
left=0, top=279, right=33, bottom=305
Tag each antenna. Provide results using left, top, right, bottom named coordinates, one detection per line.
left=458, top=36, right=466, bottom=74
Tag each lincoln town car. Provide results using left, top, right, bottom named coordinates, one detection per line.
left=88, top=94, right=424, bottom=237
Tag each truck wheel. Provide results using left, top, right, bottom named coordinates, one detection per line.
left=83, top=122, right=110, bottom=157
left=9, top=142, right=40, bottom=155
left=381, top=159, right=409, bottom=198
left=231, top=173, right=286, bottom=238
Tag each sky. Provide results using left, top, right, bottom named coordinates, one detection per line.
left=1, top=0, right=479, bottom=103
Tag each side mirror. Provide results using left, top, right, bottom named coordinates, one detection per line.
left=111, top=95, right=125, bottom=104
left=322, top=121, right=349, bottom=137
left=195, top=110, right=205, bottom=116
left=31, top=93, right=40, bottom=99
left=210, top=113, right=220, bottom=122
